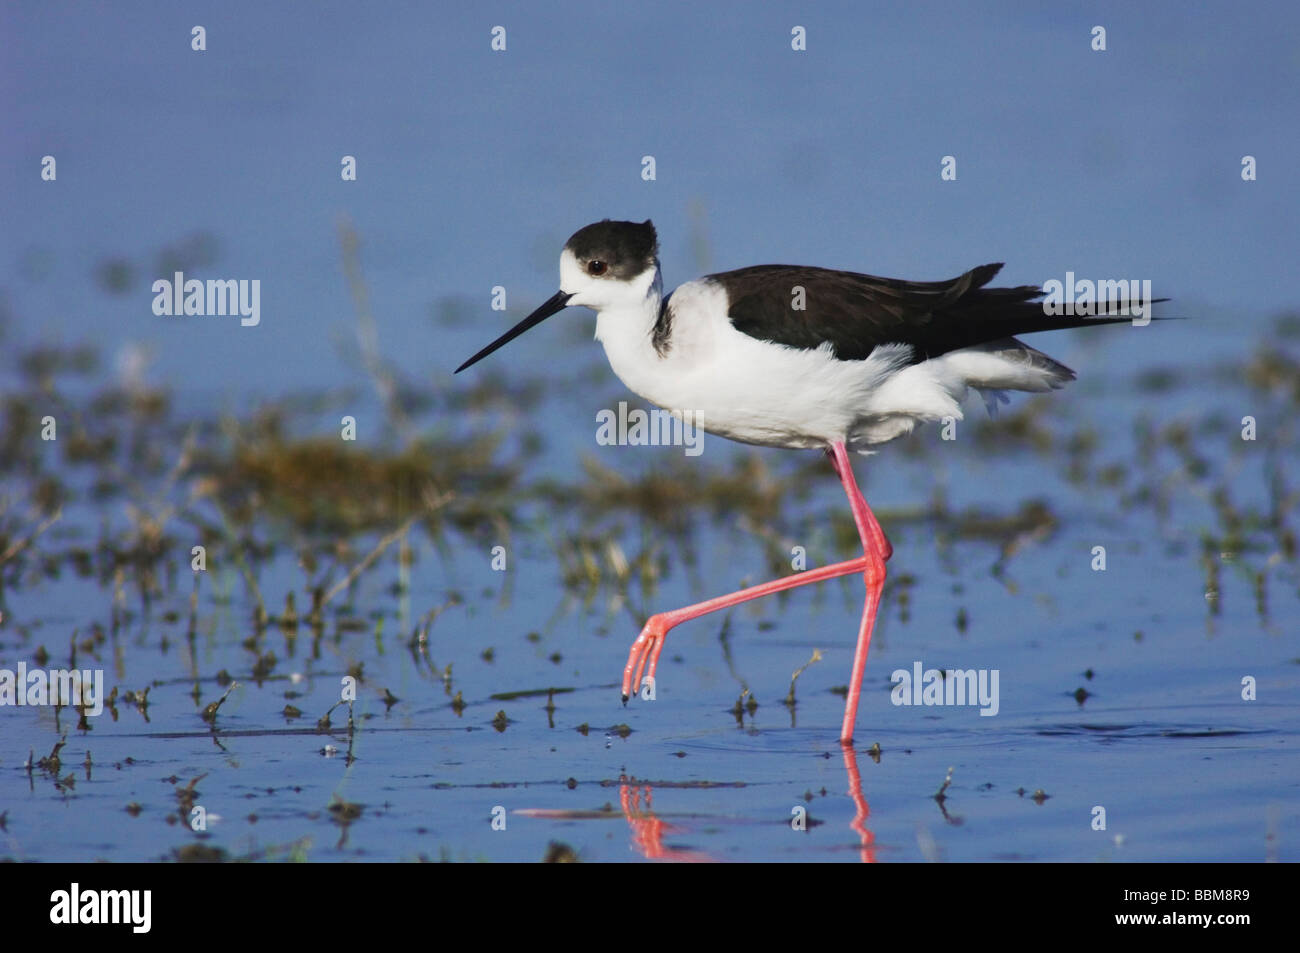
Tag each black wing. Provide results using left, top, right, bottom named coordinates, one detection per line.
left=711, top=263, right=1135, bottom=362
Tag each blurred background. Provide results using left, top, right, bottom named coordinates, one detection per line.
left=4, top=1, right=1296, bottom=398
left=1, top=1, right=1296, bottom=863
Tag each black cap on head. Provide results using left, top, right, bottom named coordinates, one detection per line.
left=455, top=219, right=658, bottom=375
left=565, top=219, right=658, bottom=279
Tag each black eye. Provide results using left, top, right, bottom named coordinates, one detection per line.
left=587, top=260, right=608, bottom=276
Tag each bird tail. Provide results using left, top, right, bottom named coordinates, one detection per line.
left=967, top=263, right=1170, bottom=337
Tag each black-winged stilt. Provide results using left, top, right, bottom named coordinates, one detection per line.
left=456, top=219, right=1155, bottom=744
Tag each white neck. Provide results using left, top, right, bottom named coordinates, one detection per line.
left=592, top=265, right=665, bottom=392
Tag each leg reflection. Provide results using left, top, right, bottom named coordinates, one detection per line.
left=620, top=779, right=715, bottom=862
left=842, top=743, right=877, bottom=863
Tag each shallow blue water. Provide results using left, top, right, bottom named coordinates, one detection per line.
left=2, top=2, right=1298, bottom=862
left=3, top=312, right=1296, bottom=862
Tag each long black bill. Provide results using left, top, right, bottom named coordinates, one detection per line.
left=454, top=290, right=573, bottom=373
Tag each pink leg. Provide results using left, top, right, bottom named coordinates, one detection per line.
left=621, top=553, right=875, bottom=700
left=621, top=441, right=890, bottom=745
left=828, top=443, right=892, bottom=562
left=828, top=442, right=889, bottom=743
